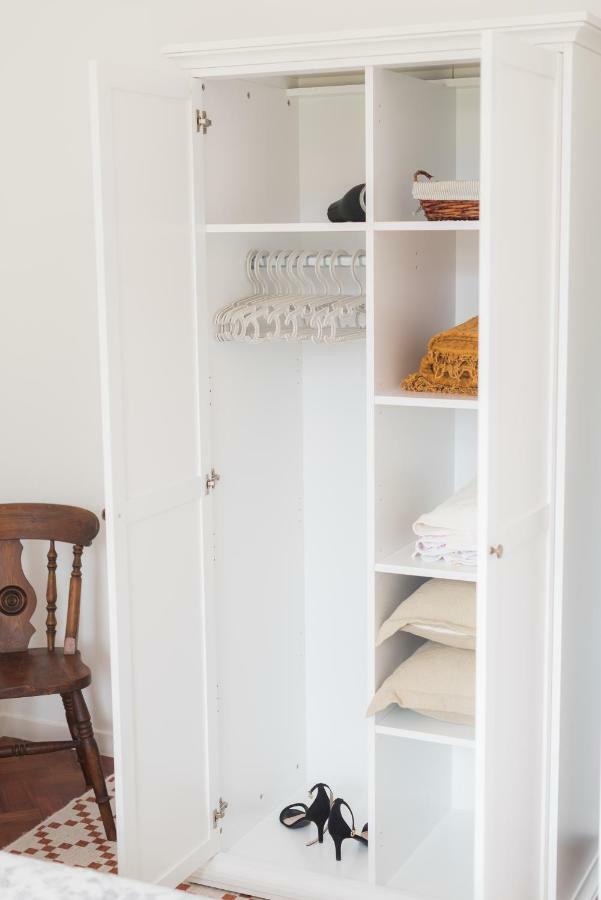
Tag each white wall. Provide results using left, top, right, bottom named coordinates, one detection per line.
left=0, top=0, right=597, bottom=750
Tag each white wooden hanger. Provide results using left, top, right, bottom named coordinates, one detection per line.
left=216, top=248, right=365, bottom=343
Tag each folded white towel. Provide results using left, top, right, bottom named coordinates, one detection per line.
left=413, top=480, right=477, bottom=567
left=416, top=543, right=477, bottom=567
left=412, top=179, right=480, bottom=201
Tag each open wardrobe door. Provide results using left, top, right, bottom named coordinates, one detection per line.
left=476, top=31, right=560, bottom=900
left=90, top=63, right=218, bottom=885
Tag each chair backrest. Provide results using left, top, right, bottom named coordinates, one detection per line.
left=0, top=504, right=100, bottom=655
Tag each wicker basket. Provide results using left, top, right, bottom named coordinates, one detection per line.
left=413, top=170, right=479, bottom=221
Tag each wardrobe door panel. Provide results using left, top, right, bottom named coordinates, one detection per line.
left=477, top=31, right=559, bottom=900
left=91, top=63, right=217, bottom=885
left=554, top=44, right=601, bottom=900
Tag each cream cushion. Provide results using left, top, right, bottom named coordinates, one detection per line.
left=367, top=641, right=475, bottom=724
left=376, top=578, right=476, bottom=650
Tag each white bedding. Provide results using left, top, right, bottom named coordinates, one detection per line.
left=0, top=852, right=213, bottom=900
left=412, top=480, right=477, bottom=567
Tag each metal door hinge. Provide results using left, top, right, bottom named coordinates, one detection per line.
left=213, top=797, right=228, bottom=828
left=196, top=109, right=212, bottom=134
left=205, top=468, right=221, bottom=494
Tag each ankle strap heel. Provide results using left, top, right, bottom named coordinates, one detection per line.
left=327, top=798, right=368, bottom=862
left=279, top=782, right=333, bottom=846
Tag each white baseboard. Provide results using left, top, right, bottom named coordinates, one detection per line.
left=0, top=711, right=113, bottom=757
left=193, top=851, right=403, bottom=900
left=194, top=850, right=599, bottom=900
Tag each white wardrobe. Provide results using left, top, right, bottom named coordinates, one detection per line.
left=90, top=13, right=601, bottom=900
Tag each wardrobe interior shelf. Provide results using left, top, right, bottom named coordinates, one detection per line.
left=375, top=389, right=478, bottom=410
left=386, top=809, right=474, bottom=900
left=374, top=221, right=480, bottom=231
left=205, top=222, right=367, bottom=233
left=199, top=799, right=370, bottom=886
left=206, top=222, right=479, bottom=233
left=375, top=707, right=475, bottom=748
left=375, top=542, right=478, bottom=582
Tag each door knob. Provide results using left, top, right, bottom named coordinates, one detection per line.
left=489, top=544, right=504, bottom=558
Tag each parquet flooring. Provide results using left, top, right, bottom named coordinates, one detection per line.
left=0, top=735, right=113, bottom=847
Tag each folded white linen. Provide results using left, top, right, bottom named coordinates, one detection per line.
left=413, top=480, right=477, bottom=567
left=416, top=544, right=477, bottom=567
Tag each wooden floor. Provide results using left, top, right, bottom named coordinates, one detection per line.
left=0, top=736, right=114, bottom=847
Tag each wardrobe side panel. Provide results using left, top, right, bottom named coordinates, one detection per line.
left=372, top=68, right=456, bottom=221
left=297, top=92, right=365, bottom=221
left=374, top=231, right=457, bottom=396
left=201, top=80, right=299, bottom=224
left=302, top=340, right=368, bottom=796
left=206, top=234, right=306, bottom=849
left=554, top=43, right=601, bottom=900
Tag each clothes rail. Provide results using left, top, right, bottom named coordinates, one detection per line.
left=255, top=251, right=366, bottom=268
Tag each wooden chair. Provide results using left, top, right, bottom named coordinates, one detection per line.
left=0, top=503, right=116, bottom=842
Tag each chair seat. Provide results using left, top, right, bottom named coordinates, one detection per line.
left=0, top=648, right=91, bottom=700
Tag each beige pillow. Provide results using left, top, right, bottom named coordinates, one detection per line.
left=367, top=641, right=475, bottom=724
left=376, top=578, right=476, bottom=650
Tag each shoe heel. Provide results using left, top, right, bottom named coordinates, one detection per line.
left=306, top=783, right=332, bottom=844
left=333, top=835, right=343, bottom=861
left=328, top=797, right=367, bottom=862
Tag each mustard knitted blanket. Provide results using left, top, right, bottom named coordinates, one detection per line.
left=401, top=316, right=478, bottom=396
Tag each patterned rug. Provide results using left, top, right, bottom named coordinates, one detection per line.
left=3, top=775, right=261, bottom=898
left=5, top=774, right=119, bottom=874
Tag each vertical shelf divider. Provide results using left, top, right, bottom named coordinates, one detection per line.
left=364, top=62, right=377, bottom=888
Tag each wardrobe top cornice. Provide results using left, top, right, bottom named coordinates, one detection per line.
left=163, top=11, right=601, bottom=76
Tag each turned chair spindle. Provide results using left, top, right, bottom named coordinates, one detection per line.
left=65, top=544, right=83, bottom=655
left=46, top=540, right=57, bottom=651
left=0, top=503, right=116, bottom=841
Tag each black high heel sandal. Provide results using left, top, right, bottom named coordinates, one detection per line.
left=327, top=798, right=368, bottom=861
left=279, top=783, right=333, bottom=845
